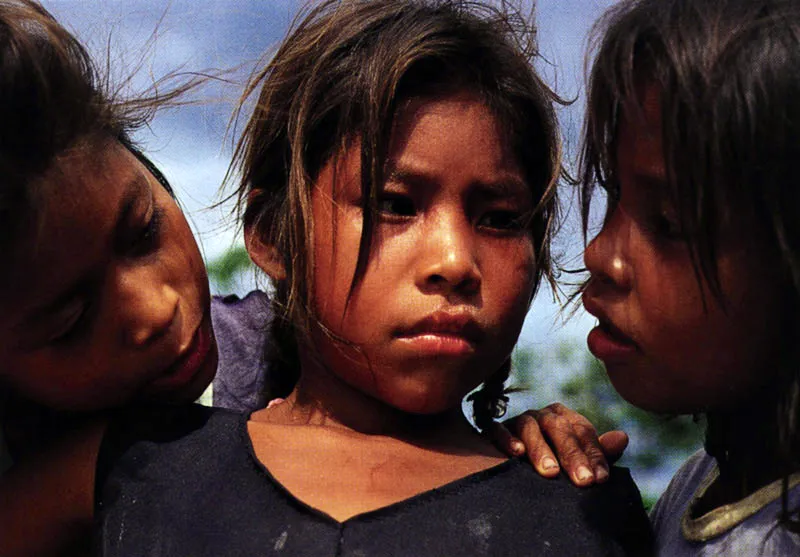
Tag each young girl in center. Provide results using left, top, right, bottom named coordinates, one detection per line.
left=579, top=0, right=800, bottom=553
left=91, top=0, right=652, bottom=554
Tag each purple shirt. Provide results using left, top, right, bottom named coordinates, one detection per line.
left=210, top=291, right=273, bottom=413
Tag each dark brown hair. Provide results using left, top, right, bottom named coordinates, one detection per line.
left=0, top=0, right=193, bottom=272
left=582, top=0, right=800, bottom=531
left=233, top=0, right=562, bottom=427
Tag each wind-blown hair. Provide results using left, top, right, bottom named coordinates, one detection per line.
left=581, top=0, right=800, bottom=530
left=0, top=0, right=202, bottom=456
left=233, top=0, right=562, bottom=427
left=0, top=0, right=193, bottom=272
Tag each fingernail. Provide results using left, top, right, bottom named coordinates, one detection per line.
left=577, top=466, right=594, bottom=482
left=511, top=440, right=525, bottom=455
left=595, top=465, right=609, bottom=482
left=542, top=457, right=558, bottom=471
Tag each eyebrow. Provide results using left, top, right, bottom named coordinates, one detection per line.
left=17, top=173, right=150, bottom=330
left=386, top=166, right=529, bottom=198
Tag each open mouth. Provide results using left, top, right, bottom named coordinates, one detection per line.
left=597, top=319, right=636, bottom=346
left=587, top=318, right=638, bottom=362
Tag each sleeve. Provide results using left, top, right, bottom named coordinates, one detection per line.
left=648, top=449, right=709, bottom=543
left=210, top=291, right=274, bottom=413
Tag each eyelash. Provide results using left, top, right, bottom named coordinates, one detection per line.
left=378, top=194, right=416, bottom=219
left=47, top=203, right=165, bottom=346
left=649, top=211, right=683, bottom=240
left=478, top=210, right=527, bottom=232
left=130, top=205, right=164, bottom=256
left=48, top=303, right=90, bottom=345
left=377, top=193, right=527, bottom=232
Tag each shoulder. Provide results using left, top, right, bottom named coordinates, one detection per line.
left=96, top=405, right=250, bottom=507
left=210, top=290, right=274, bottom=412
left=96, top=404, right=248, bottom=487
left=652, top=450, right=800, bottom=555
left=651, top=449, right=715, bottom=526
left=100, top=404, right=244, bottom=454
left=211, top=290, right=272, bottom=329
left=93, top=405, right=275, bottom=554
left=440, top=460, right=653, bottom=555
left=650, top=449, right=715, bottom=543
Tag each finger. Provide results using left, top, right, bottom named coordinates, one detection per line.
left=571, top=420, right=610, bottom=484
left=598, top=430, right=629, bottom=465
left=536, top=405, right=596, bottom=486
left=483, top=420, right=525, bottom=457
left=540, top=402, right=609, bottom=485
left=511, top=412, right=560, bottom=477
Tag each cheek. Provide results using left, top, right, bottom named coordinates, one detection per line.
left=161, top=201, right=209, bottom=311
left=311, top=206, right=365, bottom=326
left=487, top=240, right=537, bottom=311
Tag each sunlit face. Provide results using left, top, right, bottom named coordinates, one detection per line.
left=582, top=87, right=786, bottom=414
left=0, top=139, right=217, bottom=411
left=304, top=92, right=537, bottom=415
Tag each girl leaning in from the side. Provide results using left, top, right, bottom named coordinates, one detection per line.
left=0, top=1, right=276, bottom=552
left=89, top=0, right=652, bottom=555
left=578, top=0, right=800, bottom=553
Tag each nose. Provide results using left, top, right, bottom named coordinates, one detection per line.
left=115, top=266, right=180, bottom=347
left=584, top=204, right=633, bottom=291
left=415, top=210, right=481, bottom=297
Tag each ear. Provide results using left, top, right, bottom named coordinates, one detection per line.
left=245, top=226, right=286, bottom=281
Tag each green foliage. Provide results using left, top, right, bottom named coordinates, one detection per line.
left=206, top=244, right=254, bottom=293
left=510, top=341, right=704, bottom=473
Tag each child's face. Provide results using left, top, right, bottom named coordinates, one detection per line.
left=0, top=140, right=217, bottom=410
left=307, top=92, right=536, bottom=415
left=582, top=87, right=786, bottom=414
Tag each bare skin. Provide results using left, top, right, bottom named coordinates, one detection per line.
left=250, top=399, right=506, bottom=521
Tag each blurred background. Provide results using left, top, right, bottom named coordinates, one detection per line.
left=44, top=0, right=703, bottom=506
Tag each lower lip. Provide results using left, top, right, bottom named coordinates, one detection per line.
left=149, top=318, right=215, bottom=394
left=587, top=325, right=638, bottom=363
left=397, top=334, right=475, bottom=356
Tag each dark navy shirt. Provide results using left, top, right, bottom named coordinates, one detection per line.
left=94, top=405, right=653, bottom=556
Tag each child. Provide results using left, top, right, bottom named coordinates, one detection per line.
left=0, top=0, right=274, bottom=463
left=91, top=1, right=652, bottom=555
left=0, top=1, right=272, bottom=552
left=580, top=0, right=800, bottom=553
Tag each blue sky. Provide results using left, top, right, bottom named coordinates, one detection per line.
left=44, top=0, right=616, bottom=386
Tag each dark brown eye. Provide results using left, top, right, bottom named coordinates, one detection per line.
left=478, top=210, right=525, bottom=231
left=48, top=302, right=90, bottom=345
left=129, top=206, right=164, bottom=255
left=378, top=194, right=416, bottom=218
left=650, top=211, right=683, bottom=241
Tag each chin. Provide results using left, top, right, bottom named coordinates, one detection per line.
left=382, top=386, right=467, bottom=417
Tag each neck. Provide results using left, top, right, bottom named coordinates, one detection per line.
left=264, top=359, right=475, bottom=444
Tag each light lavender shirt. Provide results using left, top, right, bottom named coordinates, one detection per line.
left=209, top=290, right=273, bottom=413
left=651, top=449, right=800, bottom=556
